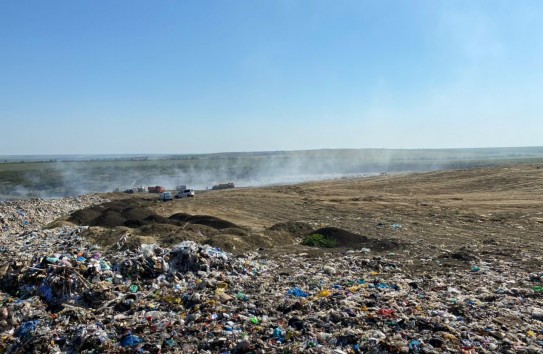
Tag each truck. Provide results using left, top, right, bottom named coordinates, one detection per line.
left=148, top=186, right=165, bottom=193
left=212, top=182, right=235, bottom=190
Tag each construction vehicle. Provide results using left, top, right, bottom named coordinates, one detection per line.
left=148, top=186, right=165, bottom=193
left=212, top=182, right=235, bottom=190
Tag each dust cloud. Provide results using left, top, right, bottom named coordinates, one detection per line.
left=1, top=147, right=542, bottom=199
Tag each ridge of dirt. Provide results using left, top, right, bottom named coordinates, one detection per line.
left=311, top=227, right=402, bottom=251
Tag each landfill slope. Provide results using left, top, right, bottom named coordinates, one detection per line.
left=0, top=163, right=542, bottom=353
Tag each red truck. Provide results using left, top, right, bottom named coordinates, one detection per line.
left=148, top=186, right=165, bottom=193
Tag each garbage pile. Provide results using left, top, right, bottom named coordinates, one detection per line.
left=1, top=198, right=543, bottom=353
left=0, top=195, right=104, bottom=235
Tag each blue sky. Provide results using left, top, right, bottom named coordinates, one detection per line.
left=1, top=1, right=541, bottom=155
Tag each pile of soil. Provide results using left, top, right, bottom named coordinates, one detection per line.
left=168, top=213, right=192, bottom=222
left=310, top=227, right=402, bottom=251
left=68, top=203, right=240, bottom=232
left=311, top=227, right=368, bottom=247
left=92, top=210, right=126, bottom=228
left=69, top=208, right=103, bottom=225
left=121, top=207, right=155, bottom=220
left=169, top=213, right=240, bottom=230
left=67, top=201, right=151, bottom=227
left=143, top=214, right=180, bottom=225
left=69, top=201, right=402, bottom=253
left=185, top=215, right=239, bottom=230
left=268, top=221, right=314, bottom=236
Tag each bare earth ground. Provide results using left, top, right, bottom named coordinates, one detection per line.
left=72, top=163, right=543, bottom=275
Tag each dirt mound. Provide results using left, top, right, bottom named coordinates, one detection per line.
left=311, top=227, right=368, bottom=247
left=121, top=207, right=154, bottom=220
left=310, top=227, right=402, bottom=251
left=69, top=206, right=241, bottom=252
left=160, top=232, right=193, bottom=247
left=69, top=203, right=185, bottom=229
left=268, top=221, right=314, bottom=236
left=122, top=215, right=183, bottom=228
left=123, top=219, right=146, bottom=228
left=45, top=220, right=78, bottom=229
left=186, top=215, right=239, bottom=230
left=168, top=213, right=192, bottom=222
left=66, top=191, right=406, bottom=254
left=204, top=235, right=250, bottom=253
left=68, top=208, right=103, bottom=225
left=144, top=214, right=180, bottom=225
left=67, top=200, right=155, bottom=227
left=90, top=210, right=127, bottom=228
left=68, top=198, right=242, bottom=233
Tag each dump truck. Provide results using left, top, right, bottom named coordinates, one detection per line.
left=212, top=182, right=235, bottom=190
left=148, top=186, right=165, bottom=193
